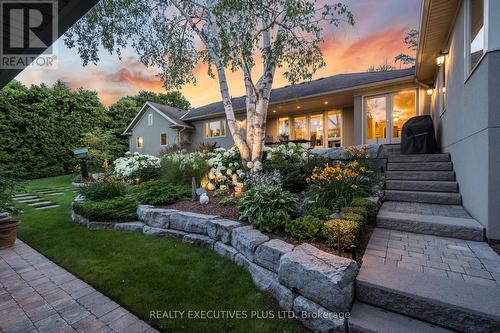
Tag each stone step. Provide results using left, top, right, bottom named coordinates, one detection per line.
left=377, top=208, right=484, bottom=241
left=387, top=162, right=453, bottom=171
left=385, top=190, right=461, bottom=205
left=44, top=192, right=64, bottom=196
left=14, top=196, right=37, bottom=201
left=388, top=154, right=450, bottom=163
left=348, top=302, right=454, bottom=333
left=16, top=198, right=43, bottom=204
left=385, top=180, right=458, bottom=193
left=356, top=258, right=500, bottom=332
left=386, top=171, right=455, bottom=181
left=34, top=205, right=60, bottom=210
left=28, top=201, right=54, bottom=207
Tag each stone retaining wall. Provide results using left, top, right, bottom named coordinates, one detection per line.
left=71, top=205, right=358, bottom=333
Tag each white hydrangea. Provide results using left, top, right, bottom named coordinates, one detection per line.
left=113, top=153, right=161, bottom=179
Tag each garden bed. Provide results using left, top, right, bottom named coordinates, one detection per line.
left=161, top=191, right=240, bottom=220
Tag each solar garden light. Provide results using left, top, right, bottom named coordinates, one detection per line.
left=73, top=148, right=89, bottom=180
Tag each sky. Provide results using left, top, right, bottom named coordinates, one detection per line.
left=16, top=0, right=421, bottom=108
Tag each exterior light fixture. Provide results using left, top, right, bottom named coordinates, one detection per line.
left=426, top=89, right=433, bottom=96
left=436, top=55, right=445, bottom=66
left=296, top=106, right=301, bottom=109
left=324, top=101, right=328, bottom=105
left=272, top=109, right=276, bottom=113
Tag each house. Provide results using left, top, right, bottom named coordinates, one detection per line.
left=124, top=0, right=499, bottom=239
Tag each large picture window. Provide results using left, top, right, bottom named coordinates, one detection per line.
left=466, top=0, right=485, bottom=75
left=293, top=116, right=307, bottom=140
left=309, top=114, right=324, bottom=147
left=278, top=117, right=290, bottom=141
left=204, top=120, right=226, bottom=138
left=327, top=111, right=342, bottom=147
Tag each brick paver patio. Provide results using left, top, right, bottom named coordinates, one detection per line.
left=0, top=240, right=159, bottom=333
left=364, top=228, right=500, bottom=287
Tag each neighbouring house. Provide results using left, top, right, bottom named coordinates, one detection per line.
left=124, top=0, right=499, bottom=239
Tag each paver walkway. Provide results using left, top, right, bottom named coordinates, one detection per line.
left=0, top=240, right=158, bottom=333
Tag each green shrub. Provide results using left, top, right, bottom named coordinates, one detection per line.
left=161, top=152, right=209, bottom=186
left=239, top=185, right=297, bottom=229
left=73, top=196, right=137, bottom=222
left=340, top=206, right=368, bottom=221
left=0, top=177, right=22, bottom=213
left=219, top=195, right=237, bottom=206
left=305, top=160, right=373, bottom=211
left=133, top=180, right=191, bottom=205
left=285, top=215, right=325, bottom=240
left=213, top=188, right=229, bottom=198
left=340, top=211, right=365, bottom=225
left=350, top=197, right=378, bottom=222
left=324, top=219, right=360, bottom=253
left=306, top=207, right=332, bottom=221
left=253, top=211, right=290, bottom=233
left=263, top=143, right=324, bottom=193
left=78, top=179, right=128, bottom=201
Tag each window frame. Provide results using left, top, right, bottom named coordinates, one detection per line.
left=136, top=136, right=144, bottom=149
left=464, top=0, right=488, bottom=81
left=147, top=113, right=153, bottom=126
left=160, top=132, right=168, bottom=146
left=204, top=119, right=227, bottom=138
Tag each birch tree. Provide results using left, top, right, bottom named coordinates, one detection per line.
left=65, top=0, right=354, bottom=164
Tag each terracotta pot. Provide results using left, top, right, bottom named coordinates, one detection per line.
left=0, top=220, right=21, bottom=250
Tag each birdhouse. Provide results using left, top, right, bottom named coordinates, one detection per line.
left=73, top=148, right=89, bottom=159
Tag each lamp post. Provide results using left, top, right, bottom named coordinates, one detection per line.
left=73, top=148, right=89, bottom=180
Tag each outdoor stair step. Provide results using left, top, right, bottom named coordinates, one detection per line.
left=385, top=190, right=462, bottom=205
left=34, top=205, right=60, bottom=210
left=28, top=201, right=54, bottom=207
left=387, top=162, right=453, bottom=171
left=16, top=198, right=43, bottom=204
left=386, top=171, right=455, bottom=181
left=44, top=192, right=64, bottom=196
left=356, top=255, right=500, bottom=332
left=13, top=193, right=33, bottom=198
left=348, top=302, right=455, bottom=333
left=14, top=196, right=37, bottom=201
left=385, top=180, right=458, bottom=193
left=377, top=206, right=484, bottom=241
left=388, top=153, right=450, bottom=163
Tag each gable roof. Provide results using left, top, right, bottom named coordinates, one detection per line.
left=182, top=68, right=415, bottom=121
left=122, top=101, right=192, bottom=135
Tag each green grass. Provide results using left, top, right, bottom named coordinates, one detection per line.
left=14, top=175, right=306, bottom=333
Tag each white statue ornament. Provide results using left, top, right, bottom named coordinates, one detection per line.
left=199, top=193, right=209, bottom=205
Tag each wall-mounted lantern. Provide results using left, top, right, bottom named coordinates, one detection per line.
left=436, top=55, right=445, bottom=66
left=426, top=89, right=434, bottom=96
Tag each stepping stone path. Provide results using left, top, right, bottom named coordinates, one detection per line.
left=0, top=240, right=158, bottom=333
left=12, top=187, right=73, bottom=210
left=349, top=148, right=500, bottom=332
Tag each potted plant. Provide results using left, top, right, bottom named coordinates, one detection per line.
left=0, top=178, right=21, bottom=249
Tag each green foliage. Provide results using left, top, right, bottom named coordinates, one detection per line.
left=306, top=207, right=332, bottom=221
left=133, top=180, right=190, bottom=205
left=253, top=211, right=289, bottom=233
left=73, top=196, right=137, bottom=222
left=285, top=215, right=325, bottom=240
left=324, top=219, right=360, bottom=252
left=350, top=197, right=378, bottom=223
left=213, top=188, right=229, bottom=198
left=0, top=177, right=22, bottom=213
left=0, top=81, right=108, bottom=179
left=263, top=144, right=325, bottom=193
left=239, top=185, right=297, bottom=229
left=219, top=195, right=237, bottom=206
left=394, top=29, right=419, bottom=66
left=78, top=179, right=128, bottom=201
left=340, top=206, right=368, bottom=221
left=305, top=158, right=373, bottom=211
left=340, top=211, right=365, bottom=225
left=80, top=129, right=123, bottom=171
left=160, top=153, right=209, bottom=187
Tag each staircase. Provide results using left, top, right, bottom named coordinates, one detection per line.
left=379, top=150, right=484, bottom=241
left=348, top=148, right=500, bottom=333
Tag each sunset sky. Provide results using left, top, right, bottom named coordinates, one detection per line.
left=16, top=0, right=421, bottom=108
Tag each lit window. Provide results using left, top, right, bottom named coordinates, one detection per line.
left=466, top=0, right=485, bottom=74
left=278, top=117, right=289, bottom=141
left=148, top=113, right=153, bottom=126
left=293, top=116, right=307, bottom=140
left=309, top=114, right=324, bottom=147
left=204, top=120, right=226, bottom=138
left=136, top=136, right=144, bottom=148
left=160, top=133, right=167, bottom=146
left=328, top=111, right=342, bottom=147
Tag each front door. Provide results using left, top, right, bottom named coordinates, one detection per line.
left=365, top=90, right=417, bottom=144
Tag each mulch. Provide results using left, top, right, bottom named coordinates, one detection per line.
left=160, top=192, right=373, bottom=264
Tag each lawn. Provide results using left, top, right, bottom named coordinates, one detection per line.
left=14, top=174, right=306, bottom=333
